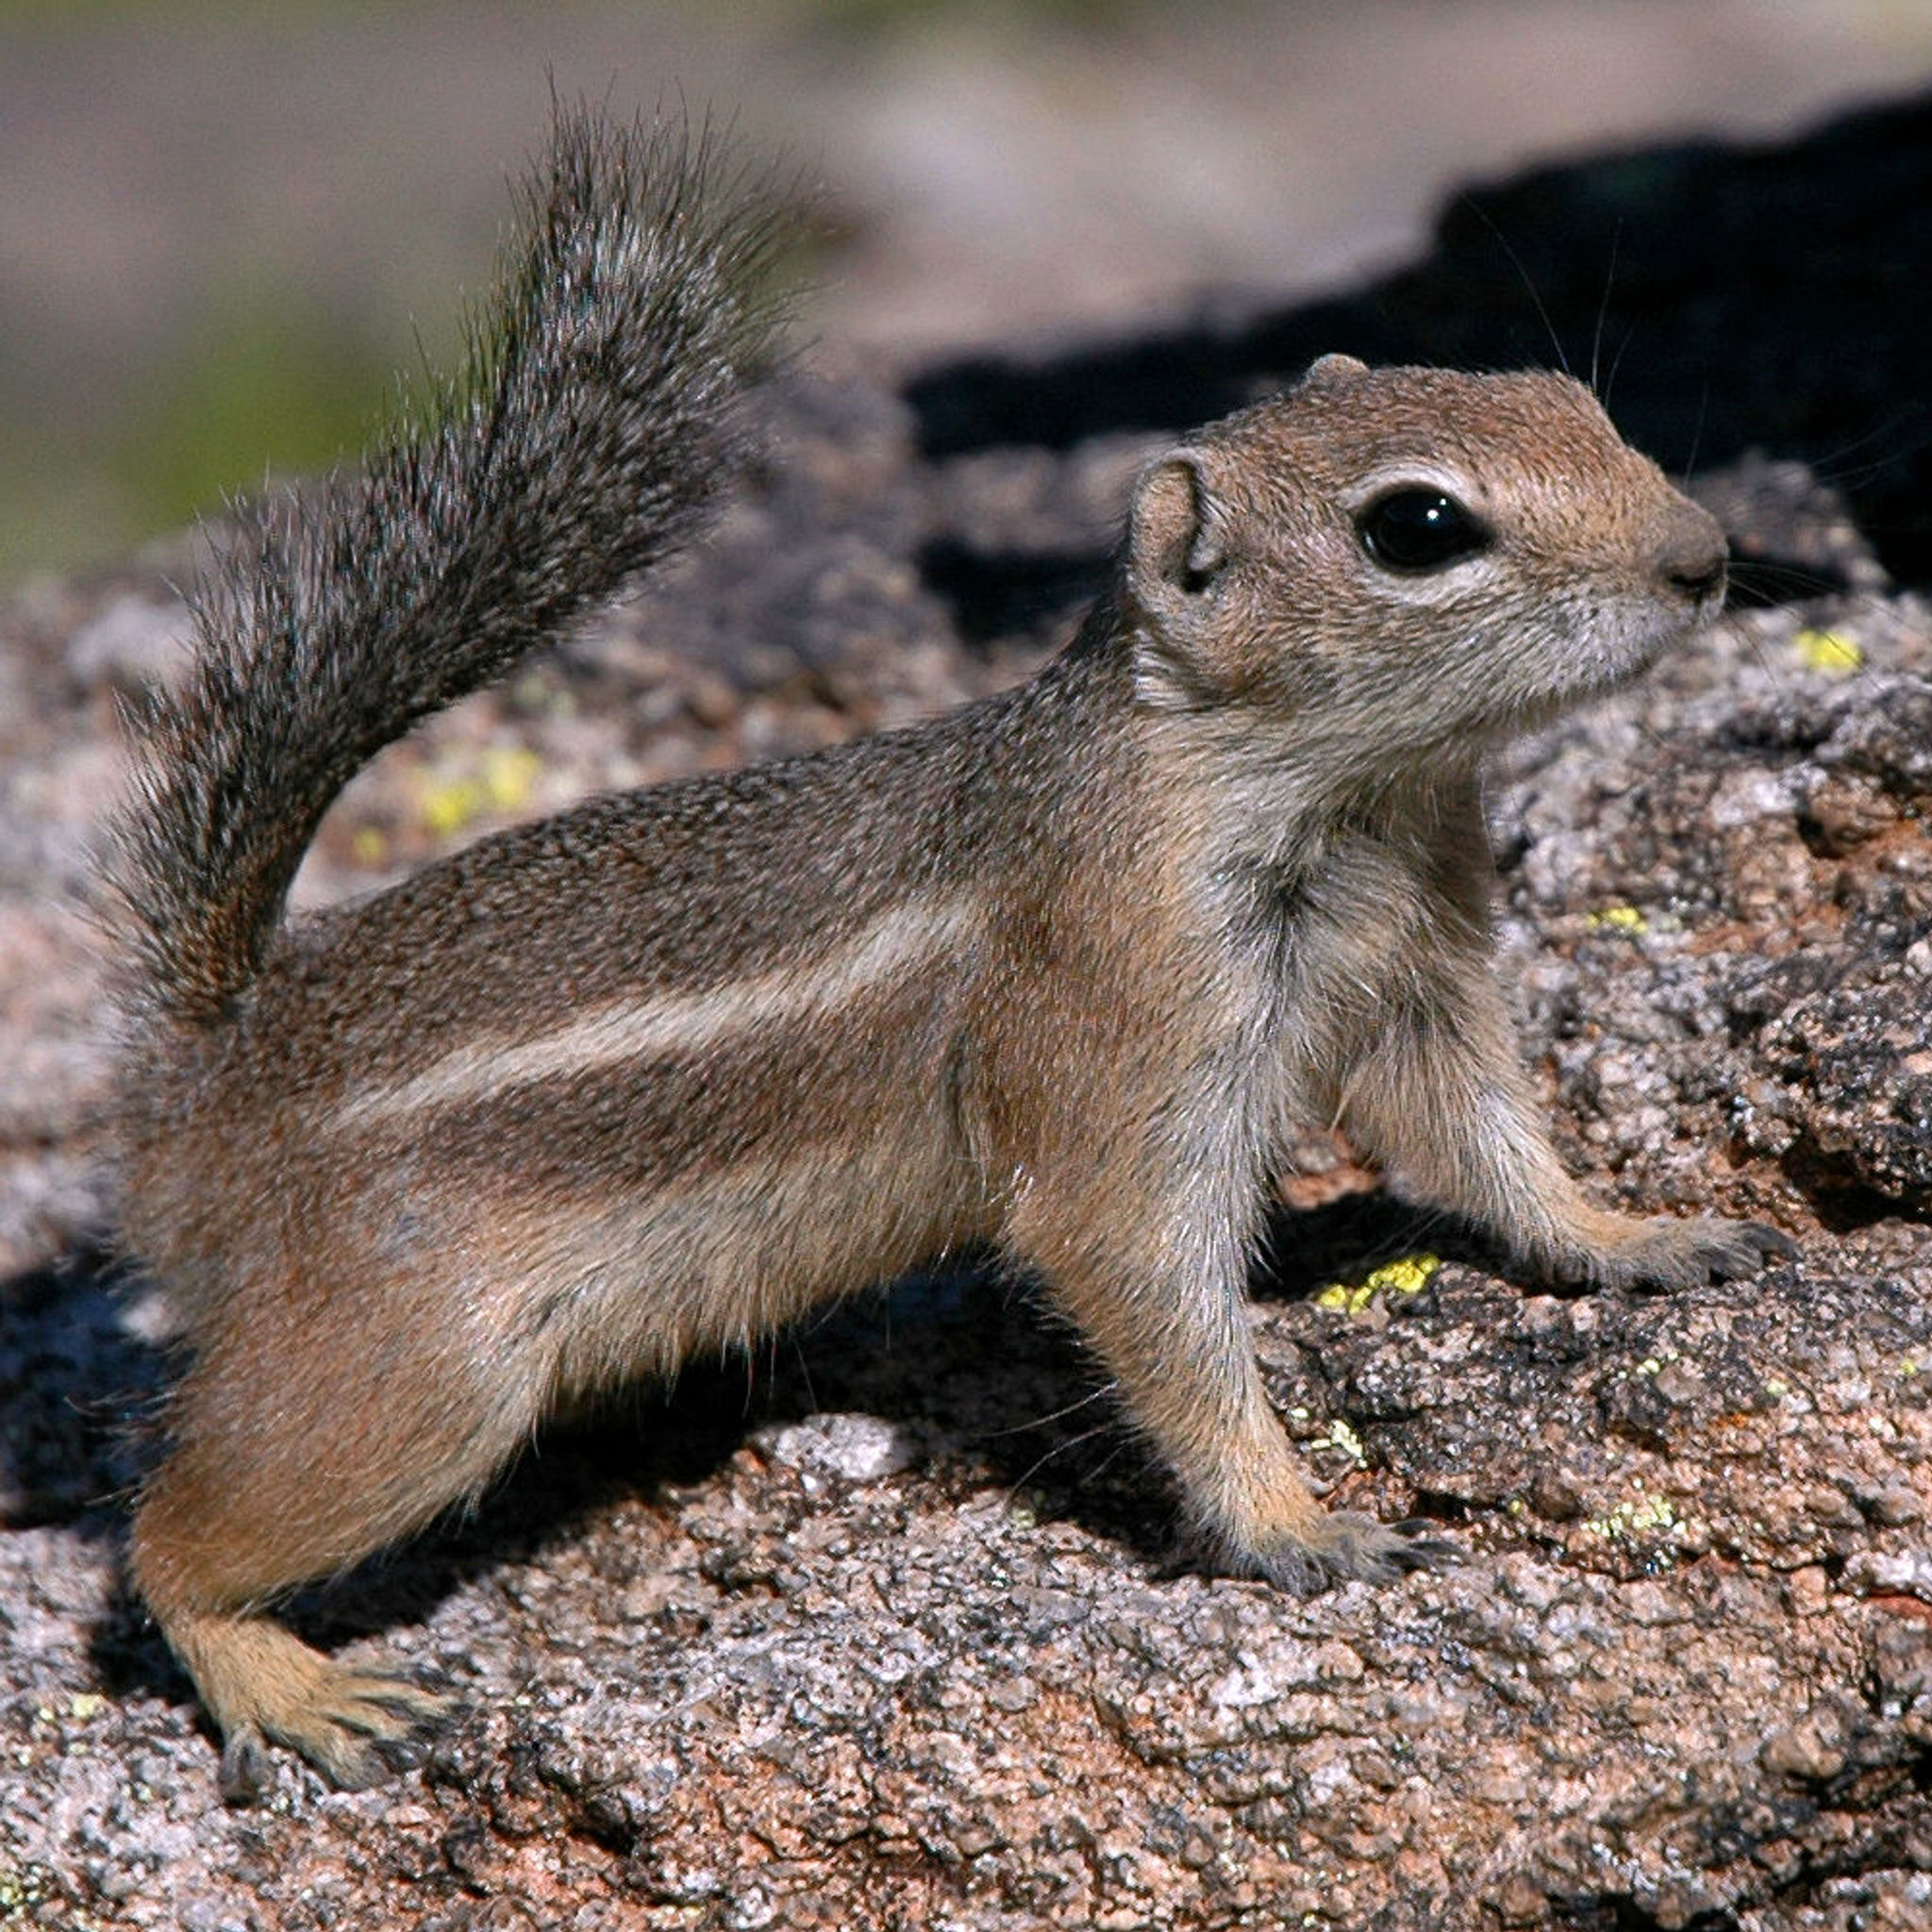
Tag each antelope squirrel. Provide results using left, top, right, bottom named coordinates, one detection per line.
left=107, top=109, right=1787, bottom=1799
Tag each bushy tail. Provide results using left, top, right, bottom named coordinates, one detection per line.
left=106, top=107, right=790, bottom=1031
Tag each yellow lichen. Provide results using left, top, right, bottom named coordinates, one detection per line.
left=1367, top=1254, right=1440, bottom=1295
left=1585, top=904, right=1648, bottom=935
left=1584, top=1488, right=1678, bottom=1541
left=1316, top=1253, right=1441, bottom=1314
left=1794, top=627, right=1863, bottom=675
left=1310, top=1417, right=1368, bottom=1466
left=416, top=743, right=543, bottom=838
left=1314, top=1281, right=1373, bottom=1315
left=480, top=743, right=542, bottom=807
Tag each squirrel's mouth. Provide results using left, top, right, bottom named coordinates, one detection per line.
left=1445, top=596, right=1714, bottom=742
left=1565, top=591, right=1720, bottom=694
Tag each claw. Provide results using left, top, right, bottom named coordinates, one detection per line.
left=295, top=1671, right=453, bottom=1790
left=217, top=1724, right=272, bottom=1807
left=1388, top=1519, right=1464, bottom=1569
left=1569, top=1213, right=1797, bottom=1292
left=174, top=1608, right=454, bottom=1802
left=372, top=1733, right=430, bottom=1776
left=1246, top=1508, right=1457, bottom=1591
left=1716, top=1221, right=1797, bottom=1275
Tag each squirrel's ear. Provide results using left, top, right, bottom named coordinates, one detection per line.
left=1127, top=456, right=1226, bottom=607
left=1124, top=455, right=1242, bottom=710
left=1303, top=351, right=1369, bottom=385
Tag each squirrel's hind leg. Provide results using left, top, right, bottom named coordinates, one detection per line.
left=126, top=1295, right=538, bottom=1797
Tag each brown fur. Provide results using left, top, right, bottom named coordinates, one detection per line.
left=110, top=125, right=1787, bottom=1798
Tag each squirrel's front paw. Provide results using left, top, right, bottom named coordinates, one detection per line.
left=1558, top=1214, right=1794, bottom=1292
left=1240, top=1510, right=1459, bottom=1594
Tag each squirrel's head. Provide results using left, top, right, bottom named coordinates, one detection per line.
left=1121, top=355, right=1725, bottom=760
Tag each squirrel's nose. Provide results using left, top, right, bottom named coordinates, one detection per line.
left=1657, top=504, right=1728, bottom=607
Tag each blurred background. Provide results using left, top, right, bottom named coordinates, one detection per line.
left=4, top=0, right=1932, bottom=590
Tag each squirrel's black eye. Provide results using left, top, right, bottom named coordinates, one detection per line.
left=1356, top=489, right=1490, bottom=573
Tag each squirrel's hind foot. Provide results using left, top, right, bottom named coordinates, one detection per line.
left=170, top=1607, right=449, bottom=1804
left=238, top=1662, right=447, bottom=1802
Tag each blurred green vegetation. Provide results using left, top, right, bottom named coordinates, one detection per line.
left=0, top=292, right=429, bottom=586
left=114, top=287, right=408, bottom=539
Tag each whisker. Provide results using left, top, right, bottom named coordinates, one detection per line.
left=1603, top=317, right=1640, bottom=415
left=1074, top=1437, right=1137, bottom=1490
left=981, top=1380, right=1119, bottom=1440
left=1590, top=219, right=1624, bottom=397
left=1457, top=194, right=1567, bottom=375
left=1008, top=1417, right=1122, bottom=1496
left=1724, top=558, right=1847, bottom=607
left=1680, top=380, right=1710, bottom=491
left=1798, top=405, right=1930, bottom=490
left=789, top=1331, right=818, bottom=1413
left=1741, top=625, right=1785, bottom=692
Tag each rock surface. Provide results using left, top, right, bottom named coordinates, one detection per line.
left=4, top=103, right=1932, bottom=1931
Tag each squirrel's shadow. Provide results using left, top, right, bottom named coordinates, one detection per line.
left=48, top=1190, right=1476, bottom=1716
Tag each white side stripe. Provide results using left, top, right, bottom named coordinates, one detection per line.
left=337, top=894, right=980, bottom=1127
